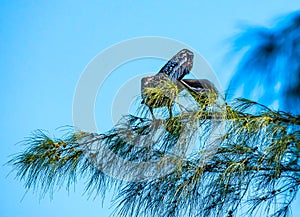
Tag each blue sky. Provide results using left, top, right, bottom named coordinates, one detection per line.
left=1, top=1, right=299, bottom=217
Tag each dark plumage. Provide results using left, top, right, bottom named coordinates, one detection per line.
left=179, top=79, right=218, bottom=107
left=141, top=49, right=218, bottom=118
left=141, top=49, right=194, bottom=118
left=158, top=49, right=194, bottom=80
left=141, top=74, right=175, bottom=117
left=180, top=79, right=217, bottom=93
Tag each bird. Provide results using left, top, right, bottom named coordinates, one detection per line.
left=179, top=79, right=218, bottom=108
left=141, top=49, right=194, bottom=118
left=157, top=49, right=194, bottom=81
left=141, top=49, right=218, bottom=119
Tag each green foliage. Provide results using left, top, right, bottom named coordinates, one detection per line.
left=143, top=77, right=179, bottom=110
left=8, top=91, right=300, bottom=216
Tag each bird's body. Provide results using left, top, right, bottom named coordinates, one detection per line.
left=141, top=73, right=173, bottom=109
left=141, top=49, right=194, bottom=118
left=141, top=49, right=218, bottom=118
left=141, top=74, right=175, bottom=117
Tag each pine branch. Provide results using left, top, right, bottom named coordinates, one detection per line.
left=8, top=95, right=300, bottom=217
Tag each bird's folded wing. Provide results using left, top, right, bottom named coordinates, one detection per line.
left=179, top=79, right=218, bottom=94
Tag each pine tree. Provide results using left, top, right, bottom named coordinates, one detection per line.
left=9, top=11, right=300, bottom=217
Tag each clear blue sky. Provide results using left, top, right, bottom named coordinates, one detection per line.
left=1, top=1, right=299, bottom=217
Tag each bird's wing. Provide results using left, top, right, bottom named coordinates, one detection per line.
left=158, top=49, right=194, bottom=81
left=180, top=79, right=218, bottom=94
